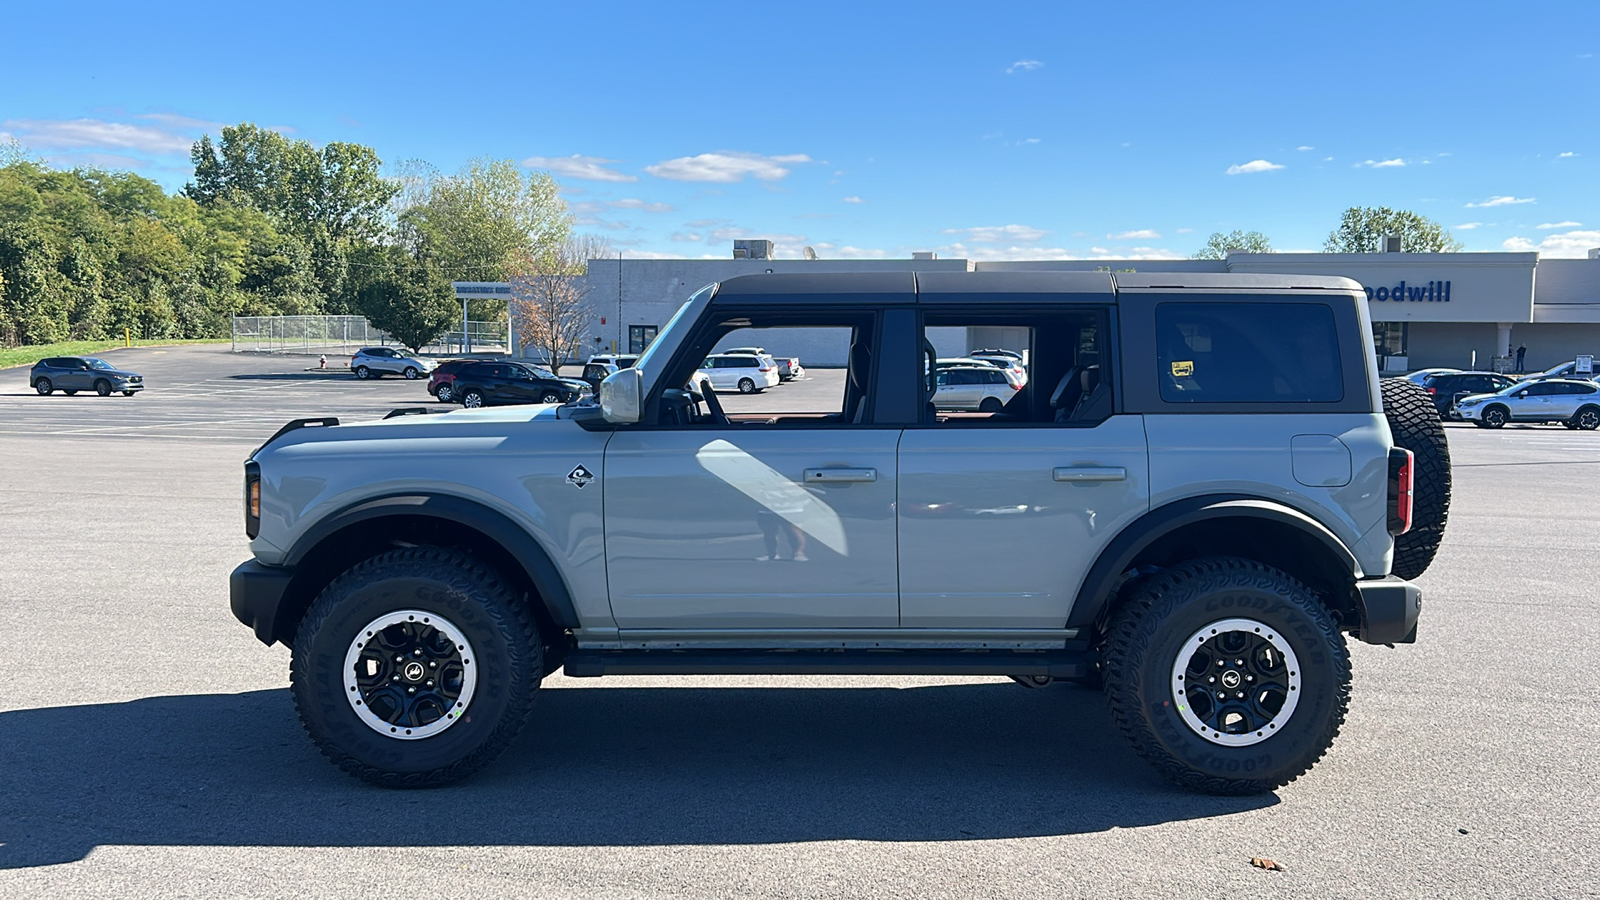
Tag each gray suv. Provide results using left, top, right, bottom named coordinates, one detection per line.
left=351, top=347, right=436, bottom=380
left=230, top=272, right=1449, bottom=794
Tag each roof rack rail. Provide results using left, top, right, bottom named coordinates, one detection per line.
left=383, top=407, right=434, bottom=420
left=253, top=416, right=339, bottom=456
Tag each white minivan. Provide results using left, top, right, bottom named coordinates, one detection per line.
left=701, top=353, right=780, bottom=393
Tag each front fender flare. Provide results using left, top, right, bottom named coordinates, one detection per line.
left=1066, top=494, right=1360, bottom=629
left=285, top=493, right=580, bottom=629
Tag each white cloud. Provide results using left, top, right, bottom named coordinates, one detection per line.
left=1453, top=222, right=1485, bottom=230
left=1019, top=137, right=1041, bottom=145
left=942, top=224, right=1047, bottom=243
left=1, top=117, right=195, bottom=154
left=668, top=232, right=702, bottom=242
left=617, top=249, right=687, bottom=259
left=1467, top=195, right=1536, bottom=208
left=809, top=242, right=892, bottom=259
left=1296, top=145, right=1314, bottom=151
left=1226, top=159, right=1283, bottom=175
left=1110, top=229, right=1161, bottom=240
left=1359, top=158, right=1407, bottom=168
left=1088, top=246, right=1187, bottom=260
left=1502, top=230, right=1600, bottom=257
left=521, top=154, right=636, bottom=182
left=1537, top=221, right=1582, bottom=229
left=1559, top=151, right=1577, bottom=158
left=938, top=242, right=1077, bottom=261
left=1175, top=227, right=1194, bottom=234
left=42, top=151, right=154, bottom=170
left=842, top=195, right=863, bottom=204
left=1006, top=59, right=1043, bottom=74
left=645, top=151, right=812, bottom=182
left=608, top=198, right=672, bottom=212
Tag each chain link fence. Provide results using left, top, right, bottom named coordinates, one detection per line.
left=231, top=316, right=508, bottom=356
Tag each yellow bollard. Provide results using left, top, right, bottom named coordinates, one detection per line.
left=125, top=327, right=130, bottom=348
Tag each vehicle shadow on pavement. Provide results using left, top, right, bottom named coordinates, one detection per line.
left=0, top=682, right=1274, bottom=868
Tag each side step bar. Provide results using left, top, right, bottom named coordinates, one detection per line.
left=562, top=649, right=1092, bottom=679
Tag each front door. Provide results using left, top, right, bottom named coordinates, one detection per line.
left=604, top=428, right=902, bottom=628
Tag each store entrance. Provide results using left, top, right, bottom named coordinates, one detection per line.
left=1373, top=322, right=1409, bottom=373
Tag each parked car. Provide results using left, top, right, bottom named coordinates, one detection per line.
left=1404, top=367, right=1462, bottom=384
left=351, top=347, right=437, bottom=380
left=700, top=352, right=779, bottom=393
left=1420, top=371, right=1518, bottom=418
left=775, top=357, right=804, bottom=380
left=581, top=355, right=639, bottom=390
left=933, top=364, right=1020, bottom=412
left=937, top=357, right=1024, bottom=388
left=967, top=349, right=1029, bottom=386
left=1454, top=378, right=1600, bottom=429
left=29, top=356, right=144, bottom=396
left=1521, top=360, right=1600, bottom=382
left=427, top=357, right=503, bottom=403
left=450, top=361, right=591, bottom=408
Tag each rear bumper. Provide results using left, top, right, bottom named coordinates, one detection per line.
left=230, top=559, right=294, bottom=646
left=1355, top=576, right=1422, bottom=645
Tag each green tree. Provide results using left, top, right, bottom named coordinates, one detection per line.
left=355, top=249, right=457, bottom=351
left=1324, top=207, right=1464, bottom=253
left=400, top=158, right=571, bottom=283
left=1193, top=230, right=1273, bottom=259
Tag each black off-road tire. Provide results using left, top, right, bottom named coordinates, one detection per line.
left=1103, top=557, right=1351, bottom=795
left=290, top=547, right=541, bottom=788
left=1381, top=378, right=1452, bottom=580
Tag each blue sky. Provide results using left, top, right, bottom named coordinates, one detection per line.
left=3, top=0, right=1597, bottom=260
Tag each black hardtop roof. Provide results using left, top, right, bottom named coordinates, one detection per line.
left=711, top=270, right=1358, bottom=304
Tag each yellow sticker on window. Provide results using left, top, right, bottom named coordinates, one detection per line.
left=1171, top=360, right=1194, bottom=377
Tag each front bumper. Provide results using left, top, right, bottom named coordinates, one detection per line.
left=1355, top=576, right=1422, bottom=644
left=116, top=381, right=145, bottom=393
left=230, top=559, right=294, bottom=646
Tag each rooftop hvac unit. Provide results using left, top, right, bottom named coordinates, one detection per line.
left=733, top=239, right=774, bottom=259
left=1381, top=235, right=1402, bottom=253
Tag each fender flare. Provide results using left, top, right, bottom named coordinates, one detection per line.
left=1065, top=494, right=1360, bottom=629
left=285, top=493, right=580, bottom=629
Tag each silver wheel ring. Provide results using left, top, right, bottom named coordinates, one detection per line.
left=1170, top=617, right=1302, bottom=748
left=343, top=609, right=478, bottom=740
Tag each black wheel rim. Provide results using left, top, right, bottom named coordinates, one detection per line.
left=1582, top=411, right=1599, bottom=429
left=1486, top=409, right=1504, bottom=426
left=344, top=610, right=477, bottom=740
left=1171, top=617, right=1301, bottom=747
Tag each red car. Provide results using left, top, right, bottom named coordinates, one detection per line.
left=427, top=358, right=501, bottom=403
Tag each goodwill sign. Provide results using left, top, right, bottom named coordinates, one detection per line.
left=1363, top=280, right=1450, bottom=303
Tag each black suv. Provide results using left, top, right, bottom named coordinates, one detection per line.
left=451, top=362, right=590, bottom=408
left=1422, top=371, right=1517, bottom=418
left=30, top=357, right=144, bottom=396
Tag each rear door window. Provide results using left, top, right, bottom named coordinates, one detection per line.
left=1156, top=302, right=1343, bottom=404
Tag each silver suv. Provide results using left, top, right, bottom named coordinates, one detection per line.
left=230, top=271, right=1449, bottom=794
left=350, top=347, right=437, bottom=380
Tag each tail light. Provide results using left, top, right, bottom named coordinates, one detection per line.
left=1387, top=448, right=1414, bottom=535
left=1011, top=382, right=1022, bottom=390
left=759, top=365, right=773, bottom=372
left=1425, top=387, right=1436, bottom=395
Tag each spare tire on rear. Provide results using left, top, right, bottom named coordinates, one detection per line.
left=1380, top=378, right=1451, bottom=579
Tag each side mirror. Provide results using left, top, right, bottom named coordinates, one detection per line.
left=600, top=367, right=643, bottom=424
left=1515, top=391, right=1528, bottom=398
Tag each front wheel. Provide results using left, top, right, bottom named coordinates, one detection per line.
left=1481, top=405, right=1508, bottom=428
left=95, top=380, right=112, bottom=396
left=404, top=366, right=419, bottom=380
left=34, top=378, right=52, bottom=395
left=461, top=390, right=485, bottom=409
left=1102, top=557, right=1350, bottom=795
left=539, top=391, right=562, bottom=404
left=290, top=547, right=541, bottom=787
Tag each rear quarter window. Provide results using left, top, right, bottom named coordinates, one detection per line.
left=1156, top=302, right=1343, bottom=404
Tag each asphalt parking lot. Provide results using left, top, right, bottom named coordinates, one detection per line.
left=1, top=344, right=1598, bottom=898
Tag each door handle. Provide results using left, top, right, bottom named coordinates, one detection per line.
left=803, top=467, right=877, bottom=484
left=1053, top=466, right=1126, bottom=482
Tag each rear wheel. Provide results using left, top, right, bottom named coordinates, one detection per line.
left=1380, top=379, right=1452, bottom=580
left=738, top=377, right=756, bottom=394
left=290, top=547, right=541, bottom=787
left=1574, top=406, right=1600, bottom=431
left=979, top=397, right=1004, bottom=413
left=34, top=378, right=52, bottom=395
left=404, top=366, right=420, bottom=380
left=1103, top=557, right=1350, bottom=795
left=354, top=365, right=372, bottom=380
left=95, top=380, right=111, bottom=396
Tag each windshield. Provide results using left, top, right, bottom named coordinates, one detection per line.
left=85, top=358, right=115, bottom=370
